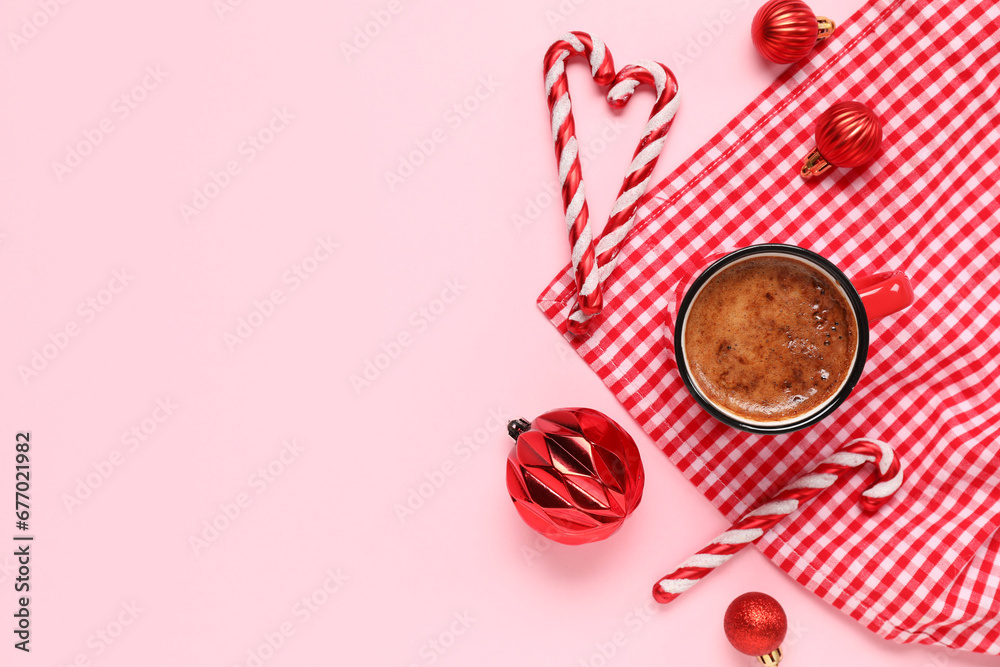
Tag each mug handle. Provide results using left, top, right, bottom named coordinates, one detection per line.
left=852, top=270, right=915, bottom=322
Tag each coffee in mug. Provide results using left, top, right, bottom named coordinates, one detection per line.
left=672, top=244, right=914, bottom=434
left=683, top=255, right=858, bottom=423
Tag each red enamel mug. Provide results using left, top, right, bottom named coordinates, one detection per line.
left=671, top=244, right=914, bottom=434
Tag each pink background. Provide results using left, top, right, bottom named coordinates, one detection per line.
left=1, top=0, right=993, bottom=664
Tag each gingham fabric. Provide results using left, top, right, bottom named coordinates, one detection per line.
left=537, top=0, right=1000, bottom=654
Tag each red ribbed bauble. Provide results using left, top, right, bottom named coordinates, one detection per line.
left=801, top=101, right=884, bottom=178
left=505, top=408, right=644, bottom=545
left=724, top=592, right=788, bottom=666
left=752, top=0, right=835, bottom=64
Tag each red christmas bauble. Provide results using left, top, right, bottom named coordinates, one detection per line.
left=505, top=408, right=644, bottom=545
left=724, top=592, right=788, bottom=658
left=816, top=101, right=883, bottom=167
left=801, top=101, right=883, bottom=178
left=751, top=0, right=835, bottom=64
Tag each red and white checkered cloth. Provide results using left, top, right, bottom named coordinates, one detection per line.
left=538, top=0, right=1000, bottom=654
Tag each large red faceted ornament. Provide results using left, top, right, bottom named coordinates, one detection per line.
left=724, top=592, right=788, bottom=666
left=801, top=101, right=883, bottom=178
left=751, top=0, right=835, bottom=64
left=505, top=408, right=644, bottom=545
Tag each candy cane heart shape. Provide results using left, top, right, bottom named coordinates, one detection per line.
left=565, top=61, right=680, bottom=336
left=544, top=32, right=617, bottom=325
left=652, top=439, right=904, bottom=605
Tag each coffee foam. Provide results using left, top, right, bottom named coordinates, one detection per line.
left=682, top=255, right=858, bottom=425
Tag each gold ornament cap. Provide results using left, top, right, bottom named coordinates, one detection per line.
left=817, top=17, right=836, bottom=39
left=757, top=647, right=783, bottom=666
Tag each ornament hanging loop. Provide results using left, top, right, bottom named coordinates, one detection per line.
left=758, top=648, right=783, bottom=666
left=800, top=147, right=833, bottom=178
left=816, top=16, right=836, bottom=39
left=507, top=418, right=532, bottom=440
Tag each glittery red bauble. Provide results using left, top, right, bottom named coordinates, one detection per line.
left=724, top=592, right=788, bottom=657
left=751, top=0, right=835, bottom=64
left=816, top=101, right=883, bottom=167
left=505, top=408, right=644, bottom=545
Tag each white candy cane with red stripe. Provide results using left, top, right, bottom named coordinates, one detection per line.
left=544, top=32, right=616, bottom=324
left=653, top=438, right=904, bottom=605
left=566, top=61, right=680, bottom=334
